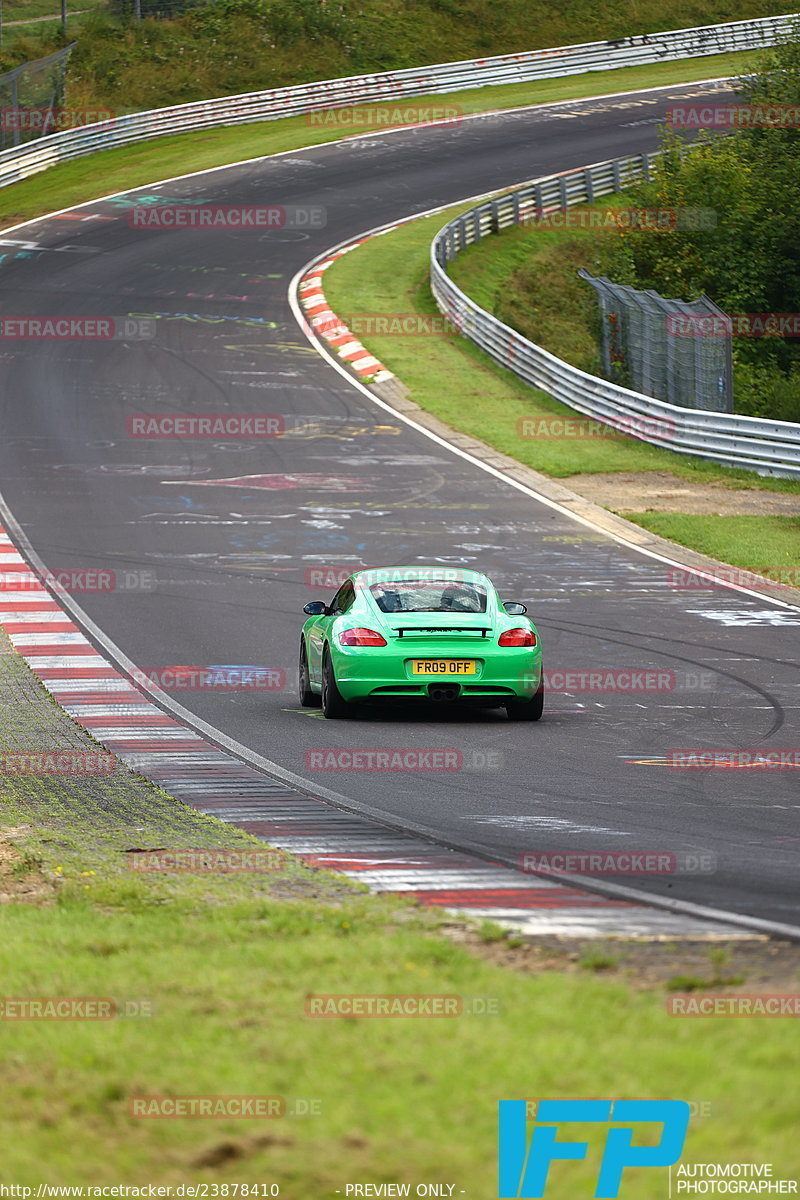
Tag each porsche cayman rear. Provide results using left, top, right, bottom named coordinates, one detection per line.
left=299, top=566, right=543, bottom=720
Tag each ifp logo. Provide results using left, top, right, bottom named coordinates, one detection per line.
left=498, top=1099, right=690, bottom=1197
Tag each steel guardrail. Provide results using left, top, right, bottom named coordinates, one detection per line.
left=0, top=13, right=796, bottom=189
left=429, top=155, right=800, bottom=477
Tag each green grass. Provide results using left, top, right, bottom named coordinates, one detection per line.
left=0, top=0, right=781, bottom=112
left=324, top=204, right=800, bottom=487
left=447, top=205, right=618, bottom=375
left=1, top=543, right=799, bottom=1185
left=1, top=642, right=799, bottom=1184
left=4, top=0, right=101, bottom=20
left=1, top=632, right=799, bottom=1184
left=1, top=643, right=800, bottom=1185
left=322, top=195, right=800, bottom=573
left=0, top=13, right=99, bottom=44
left=624, top=513, right=800, bottom=570
left=0, top=51, right=762, bottom=234
left=4, top=860, right=799, bottom=1187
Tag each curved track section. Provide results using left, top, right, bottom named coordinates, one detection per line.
left=1, top=80, right=799, bottom=934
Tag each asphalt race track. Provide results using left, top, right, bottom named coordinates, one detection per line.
left=1, top=78, right=799, bottom=931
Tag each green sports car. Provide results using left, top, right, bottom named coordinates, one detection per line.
left=299, top=566, right=543, bottom=720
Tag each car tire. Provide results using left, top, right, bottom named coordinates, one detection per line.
left=321, top=646, right=351, bottom=719
left=298, top=639, right=320, bottom=707
left=506, top=680, right=544, bottom=722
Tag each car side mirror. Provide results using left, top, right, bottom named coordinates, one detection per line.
left=502, top=601, right=527, bottom=615
left=303, top=601, right=329, bottom=616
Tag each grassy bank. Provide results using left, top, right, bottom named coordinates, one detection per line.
left=322, top=199, right=800, bottom=573
left=0, top=0, right=785, bottom=111
left=0, top=51, right=759, bottom=233
left=1, top=641, right=799, bottom=1186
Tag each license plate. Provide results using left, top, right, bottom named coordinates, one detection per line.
left=411, top=659, right=477, bottom=675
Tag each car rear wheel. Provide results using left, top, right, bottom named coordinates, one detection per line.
left=321, top=646, right=351, bottom=719
left=298, top=639, right=320, bottom=707
left=506, top=680, right=544, bottom=722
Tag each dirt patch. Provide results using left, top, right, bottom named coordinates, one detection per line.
left=448, top=925, right=800, bottom=991
left=563, top=471, right=800, bottom=516
left=0, top=828, right=56, bottom=904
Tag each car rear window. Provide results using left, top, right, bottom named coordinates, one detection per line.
left=368, top=579, right=487, bottom=613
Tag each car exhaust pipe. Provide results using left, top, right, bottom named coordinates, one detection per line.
left=428, top=684, right=459, bottom=702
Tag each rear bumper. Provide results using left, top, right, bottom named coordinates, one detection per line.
left=332, top=644, right=542, bottom=703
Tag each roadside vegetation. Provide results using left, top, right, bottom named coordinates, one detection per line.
left=324, top=201, right=800, bottom=573
left=448, top=31, right=800, bottom=425
left=1, top=640, right=799, bottom=1185
left=0, top=0, right=789, bottom=111
left=0, top=52, right=760, bottom=232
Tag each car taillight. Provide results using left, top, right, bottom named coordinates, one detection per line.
left=339, top=627, right=387, bottom=647
left=498, top=627, right=537, bottom=647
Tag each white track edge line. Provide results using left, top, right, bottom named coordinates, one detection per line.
left=1, top=497, right=797, bottom=942
left=0, top=74, right=797, bottom=941
left=0, top=77, right=739, bottom=239
left=289, top=214, right=800, bottom=613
